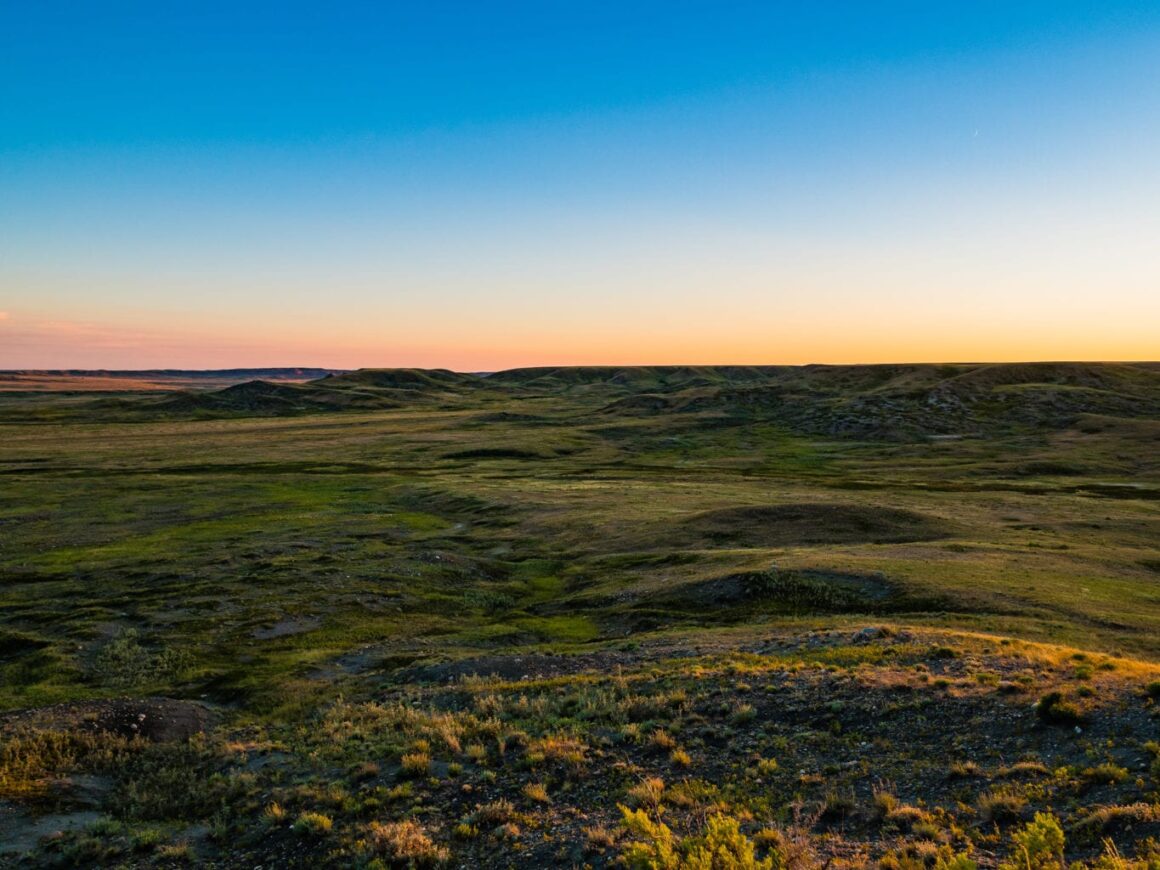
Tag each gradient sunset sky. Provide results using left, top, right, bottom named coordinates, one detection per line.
left=2, top=2, right=1159, bottom=370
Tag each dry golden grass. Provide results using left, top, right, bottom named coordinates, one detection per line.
left=364, top=819, right=449, bottom=865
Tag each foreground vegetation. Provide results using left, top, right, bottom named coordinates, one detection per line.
left=1, top=362, right=1158, bottom=866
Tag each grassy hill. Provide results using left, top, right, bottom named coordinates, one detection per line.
left=0, top=368, right=344, bottom=392
left=1, top=363, right=1159, bottom=866
left=8, top=362, right=1160, bottom=441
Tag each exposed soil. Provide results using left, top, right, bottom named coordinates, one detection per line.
left=251, top=615, right=323, bottom=639
left=0, top=697, right=215, bottom=743
left=395, top=650, right=642, bottom=684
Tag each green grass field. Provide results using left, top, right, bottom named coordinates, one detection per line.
left=2, top=363, right=1159, bottom=867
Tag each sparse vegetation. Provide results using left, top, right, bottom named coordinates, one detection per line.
left=619, top=807, right=778, bottom=870
left=292, top=811, right=333, bottom=837
left=1036, top=690, right=1085, bottom=725
left=363, top=819, right=449, bottom=866
left=400, top=751, right=432, bottom=778
left=3, top=363, right=1160, bottom=866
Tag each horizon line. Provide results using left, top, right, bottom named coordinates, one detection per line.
left=4, top=358, right=1160, bottom=375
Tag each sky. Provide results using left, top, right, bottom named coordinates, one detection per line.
left=2, top=1, right=1159, bottom=370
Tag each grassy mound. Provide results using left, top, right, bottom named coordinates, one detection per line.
left=317, top=368, right=476, bottom=390
left=673, top=503, right=955, bottom=548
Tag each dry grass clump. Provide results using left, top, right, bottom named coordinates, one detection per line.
left=262, top=802, right=286, bottom=824
left=1071, top=802, right=1160, bottom=836
left=880, top=842, right=973, bottom=869
left=619, top=693, right=672, bottom=722
left=1035, top=690, right=1083, bottom=725
left=752, top=827, right=818, bottom=870
left=872, top=788, right=899, bottom=820
left=349, top=760, right=380, bottom=782
left=948, top=760, right=984, bottom=779
left=292, top=811, right=333, bottom=836
left=886, top=805, right=934, bottom=831
left=998, top=760, right=1050, bottom=779
left=435, top=722, right=461, bottom=755
left=872, top=788, right=933, bottom=831
left=153, top=841, right=194, bottom=860
left=0, top=728, right=138, bottom=802
left=526, top=734, right=587, bottom=769
left=400, top=751, right=431, bottom=778
left=1081, top=763, right=1129, bottom=785
left=584, top=824, right=619, bottom=852
left=364, top=819, right=449, bottom=866
left=452, top=821, right=478, bottom=840
left=626, top=776, right=665, bottom=811
left=978, top=787, right=1028, bottom=822
left=754, top=757, right=779, bottom=776
left=470, top=798, right=517, bottom=827
left=522, top=781, right=551, bottom=804
left=731, top=702, right=757, bottom=725
left=649, top=728, right=677, bottom=751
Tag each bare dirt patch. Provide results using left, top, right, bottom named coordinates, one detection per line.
left=1, top=697, right=214, bottom=743
left=251, top=615, right=323, bottom=640
left=395, top=650, right=641, bottom=684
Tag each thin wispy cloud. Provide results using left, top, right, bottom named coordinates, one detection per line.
left=0, top=318, right=258, bottom=368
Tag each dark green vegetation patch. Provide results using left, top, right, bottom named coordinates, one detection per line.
left=672, top=503, right=954, bottom=548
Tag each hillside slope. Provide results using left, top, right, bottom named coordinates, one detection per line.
left=7, top=362, right=1159, bottom=437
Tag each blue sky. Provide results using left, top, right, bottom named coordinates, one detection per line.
left=2, top=2, right=1159, bottom=367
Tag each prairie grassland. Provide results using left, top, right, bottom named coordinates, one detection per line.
left=1, top=364, right=1158, bottom=866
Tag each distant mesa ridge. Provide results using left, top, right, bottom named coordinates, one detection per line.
left=320, top=367, right=473, bottom=390
left=7, top=362, right=1160, bottom=441
left=0, top=368, right=343, bottom=379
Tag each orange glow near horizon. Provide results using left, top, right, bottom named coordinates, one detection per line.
left=2, top=302, right=1157, bottom=371
left=4, top=9, right=1160, bottom=372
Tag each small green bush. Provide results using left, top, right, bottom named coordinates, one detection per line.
left=1082, top=762, right=1128, bottom=784
left=293, top=811, right=333, bottom=836
left=619, top=806, right=779, bottom=870
left=998, top=812, right=1064, bottom=870
left=1035, top=691, right=1083, bottom=726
